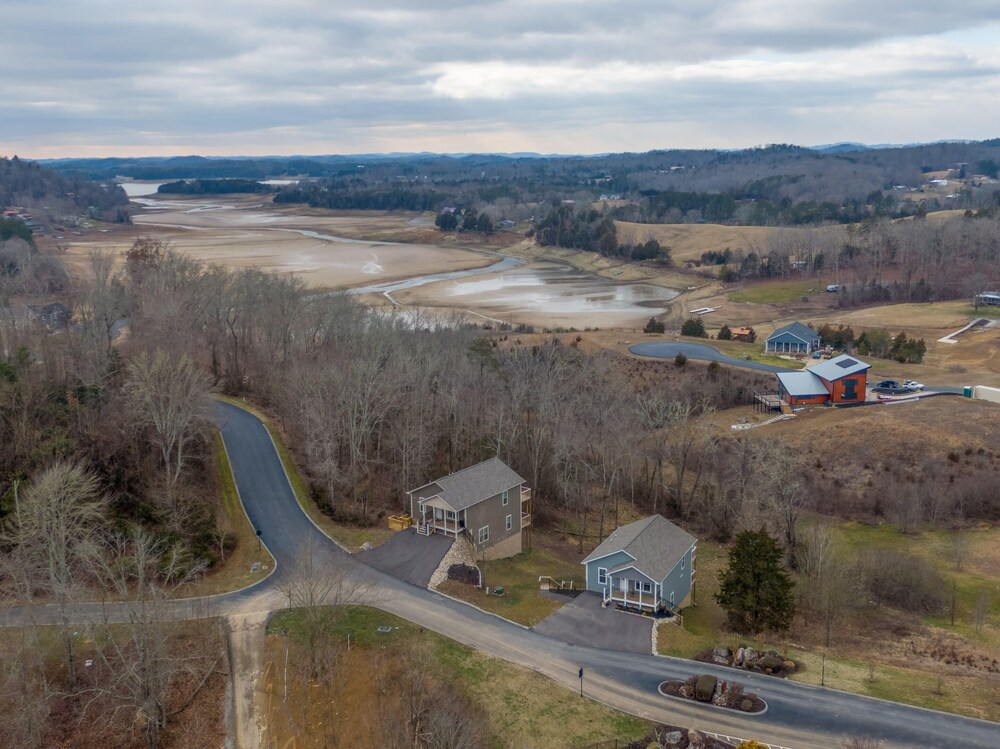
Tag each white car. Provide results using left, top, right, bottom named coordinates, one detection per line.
left=902, top=380, right=923, bottom=391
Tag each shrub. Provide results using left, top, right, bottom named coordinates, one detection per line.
left=681, top=317, right=708, bottom=338
left=644, top=317, right=665, bottom=334
left=674, top=352, right=687, bottom=367
left=861, top=549, right=947, bottom=613
left=694, top=674, right=717, bottom=702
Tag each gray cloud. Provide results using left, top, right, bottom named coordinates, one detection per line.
left=1, top=1, right=999, bottom=155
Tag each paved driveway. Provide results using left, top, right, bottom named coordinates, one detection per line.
left=533, top=591, right=653, bottom=655
left=356, top=528, right=453, bottom=587
left=629, top=341, right=793, bottom=373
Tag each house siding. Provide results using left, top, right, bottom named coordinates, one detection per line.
left=583, top=550, right=634, bottom=593
left=765, top=332, right=817, bottom=353
left=659, top=545, right=696, bottom=609
left=821, top=372, right=867, bottom=404
left=464, top=484, right=523, bottom=557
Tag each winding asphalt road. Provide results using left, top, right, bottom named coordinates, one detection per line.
left=5, top=401, right=997, bottom=748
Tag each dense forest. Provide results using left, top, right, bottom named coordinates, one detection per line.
left=156, top=178, right=274, bottom=195
left=0, top=156, right=130, bottom=224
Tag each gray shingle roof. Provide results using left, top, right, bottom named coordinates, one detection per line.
left=582, top=515, right=696, bottom=582
left=808, top=354, right=871, bottom=381
left=408, top=457, right=524, bottom=511
left=766, top=321, right=818, bottom=344
left=776, top=371, right=828, bottom=397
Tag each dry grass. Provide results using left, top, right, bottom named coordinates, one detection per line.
left=262, top=607, right=649, bottom=749
left=615, top=221, right=845, bottom=264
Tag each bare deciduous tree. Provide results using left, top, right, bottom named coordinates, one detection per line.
left=124, top=350, right=213, bottom=496
left=1, top=461, right=108, bottom=688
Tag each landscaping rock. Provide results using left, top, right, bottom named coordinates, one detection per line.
left=713, top=655, right=729, bottom=664
left=713, top=645, right=731, bottom=659
left=688, top=728, right=706, bottom=746
left=695, top=674, right=717, bottom=702
left=743, top=647, right=758, bottom=665
left=734, top=646, right=746, bottom=667
left=662, top=730, right=684, bottom=746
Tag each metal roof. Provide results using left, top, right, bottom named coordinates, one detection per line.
left=582, top=515, right=696, bottom=582
left=408, top=457, right=524, bottom=512
left=776, top=371, right=828, bottom=397
left=808, top=354, right=871, bottom=381
left=766, top=321, right=819, bottom=344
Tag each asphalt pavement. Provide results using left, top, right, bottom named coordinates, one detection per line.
left=629, top=341, right=793, bottom=373
left=356, top=527, right=452, bottom=587
left=533, top=592, right=653, bottom=654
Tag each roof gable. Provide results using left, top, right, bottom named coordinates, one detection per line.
left=582, top=515, right=696, bottom=582
left=766, top=321, right=818, bottom=344
left=409, top=457, right=524, bottom=512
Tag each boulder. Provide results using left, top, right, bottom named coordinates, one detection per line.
left=733, top=646, right=746, bottom=667
left=688, top=729, right=706, bottom=746
left=662, top=730, right=684, bottom=746
left=713, top=645, right=731, bottom=659
left=694, top=674, right=717, bottom=703
left=743, top=647, right=759, bottom=665
left=713, top=655, right=729, bottom=665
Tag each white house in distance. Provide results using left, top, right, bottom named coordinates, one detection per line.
left=581, top=515, right=696, bottom=614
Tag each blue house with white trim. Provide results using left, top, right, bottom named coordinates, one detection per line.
left=765, top=321, right=821, bottom=354
left=581, top=515, right=697, bottom=614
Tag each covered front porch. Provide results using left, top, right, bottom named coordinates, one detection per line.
left=416, top=495, right=466, bottom=538
left=601, top=567, right=668, bottom=614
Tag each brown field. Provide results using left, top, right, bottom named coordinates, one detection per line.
left=615, top=221, right=845, bottom=264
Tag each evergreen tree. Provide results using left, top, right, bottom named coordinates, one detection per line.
left=644, top=317, right=665, bottom=334
left=715, top=529, right=795, bottom=635
left=717, top=324, right=732, bottom=340
left=681, top=318, right=708, bottom=338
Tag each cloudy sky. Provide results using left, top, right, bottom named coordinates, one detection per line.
left=4, top=1, right=1000, bottom=158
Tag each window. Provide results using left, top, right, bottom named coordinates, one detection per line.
left=632, top=580, right=652, bottom=594
left=502, top=489, right=509, bottom=506
left=478, top=525, right=489, bottom=544
left=597, top=567, right=607, bottom=585
left=505, top=514, right=512, bottom=531
left=681, top=557, right=685, bottom=570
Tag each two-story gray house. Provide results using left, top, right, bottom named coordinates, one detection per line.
left=581, top=515, right=696, bottom=614
left=407, top=457, right=531, bottom=560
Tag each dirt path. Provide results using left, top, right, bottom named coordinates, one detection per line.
left=225, top=611, right=270, bottom=749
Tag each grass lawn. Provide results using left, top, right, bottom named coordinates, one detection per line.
left=267, top=606, right=650, bottom=748
left=963, top=305, right=1000, bottom=319
left=728, top=280, right=819, bottom=305
left=437, top=544, right=586, bottom=626
left=707, top=338, right=806, bottom=370
left=212, top=394, right=393, bottom=552
left=660, top=524, right=1000, bottom=721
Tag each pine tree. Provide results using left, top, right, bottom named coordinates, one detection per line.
left=715, top=529, right=795, bottom=635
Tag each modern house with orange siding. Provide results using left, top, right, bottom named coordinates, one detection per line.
left=775, top=354, right=871, bottom=407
